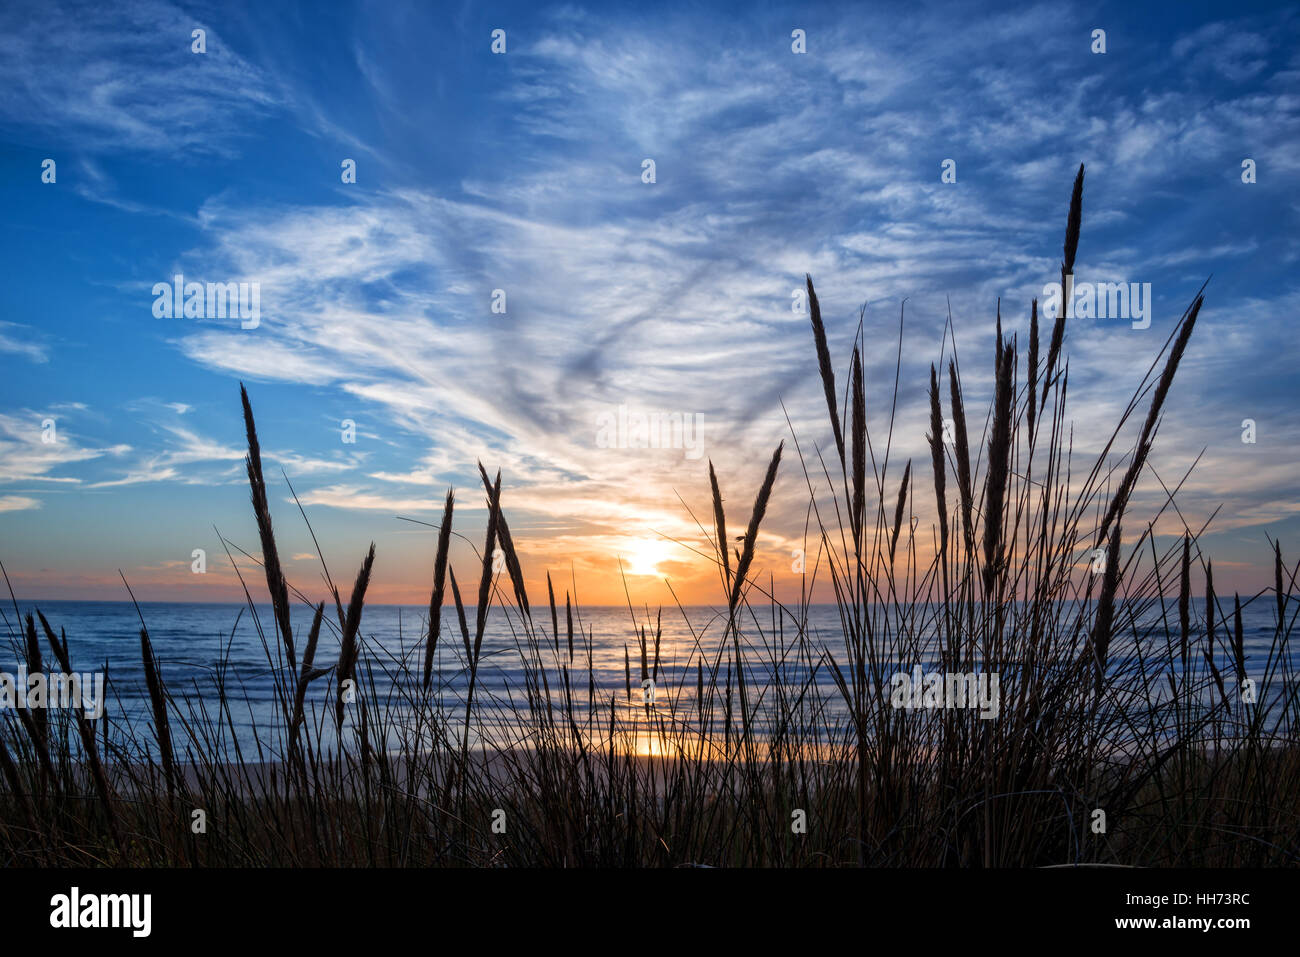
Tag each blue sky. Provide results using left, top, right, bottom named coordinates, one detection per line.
left=0, top=0, right=1297, bottom=604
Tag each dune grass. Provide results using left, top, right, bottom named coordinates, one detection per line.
left=1, top=166, right=1298, bottom=867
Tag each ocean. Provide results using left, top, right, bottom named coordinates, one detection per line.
left=0, top=599, right=1290, bottom=757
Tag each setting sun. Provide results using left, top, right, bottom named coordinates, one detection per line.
left=622, top=537, right=677, bottom=577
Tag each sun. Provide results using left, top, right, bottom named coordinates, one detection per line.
left=623, top=537, right=676, bottom=577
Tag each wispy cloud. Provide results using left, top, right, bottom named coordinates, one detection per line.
left=0, top=0, right=280, bottom=155
left=0, top=495, right=41, bottom=513
left=143, top=6, right=1297, bottom=560
left=0, top=412, right=126, bottom=484
left=0, top=323, right=48, bottom=363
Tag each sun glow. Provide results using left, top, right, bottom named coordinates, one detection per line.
left=623, top=537, right=676, bottom=577
left=634, top=735, right=679, bottom=758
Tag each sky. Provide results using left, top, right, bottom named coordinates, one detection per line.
left=0, top=0, right=1297, bottom=607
